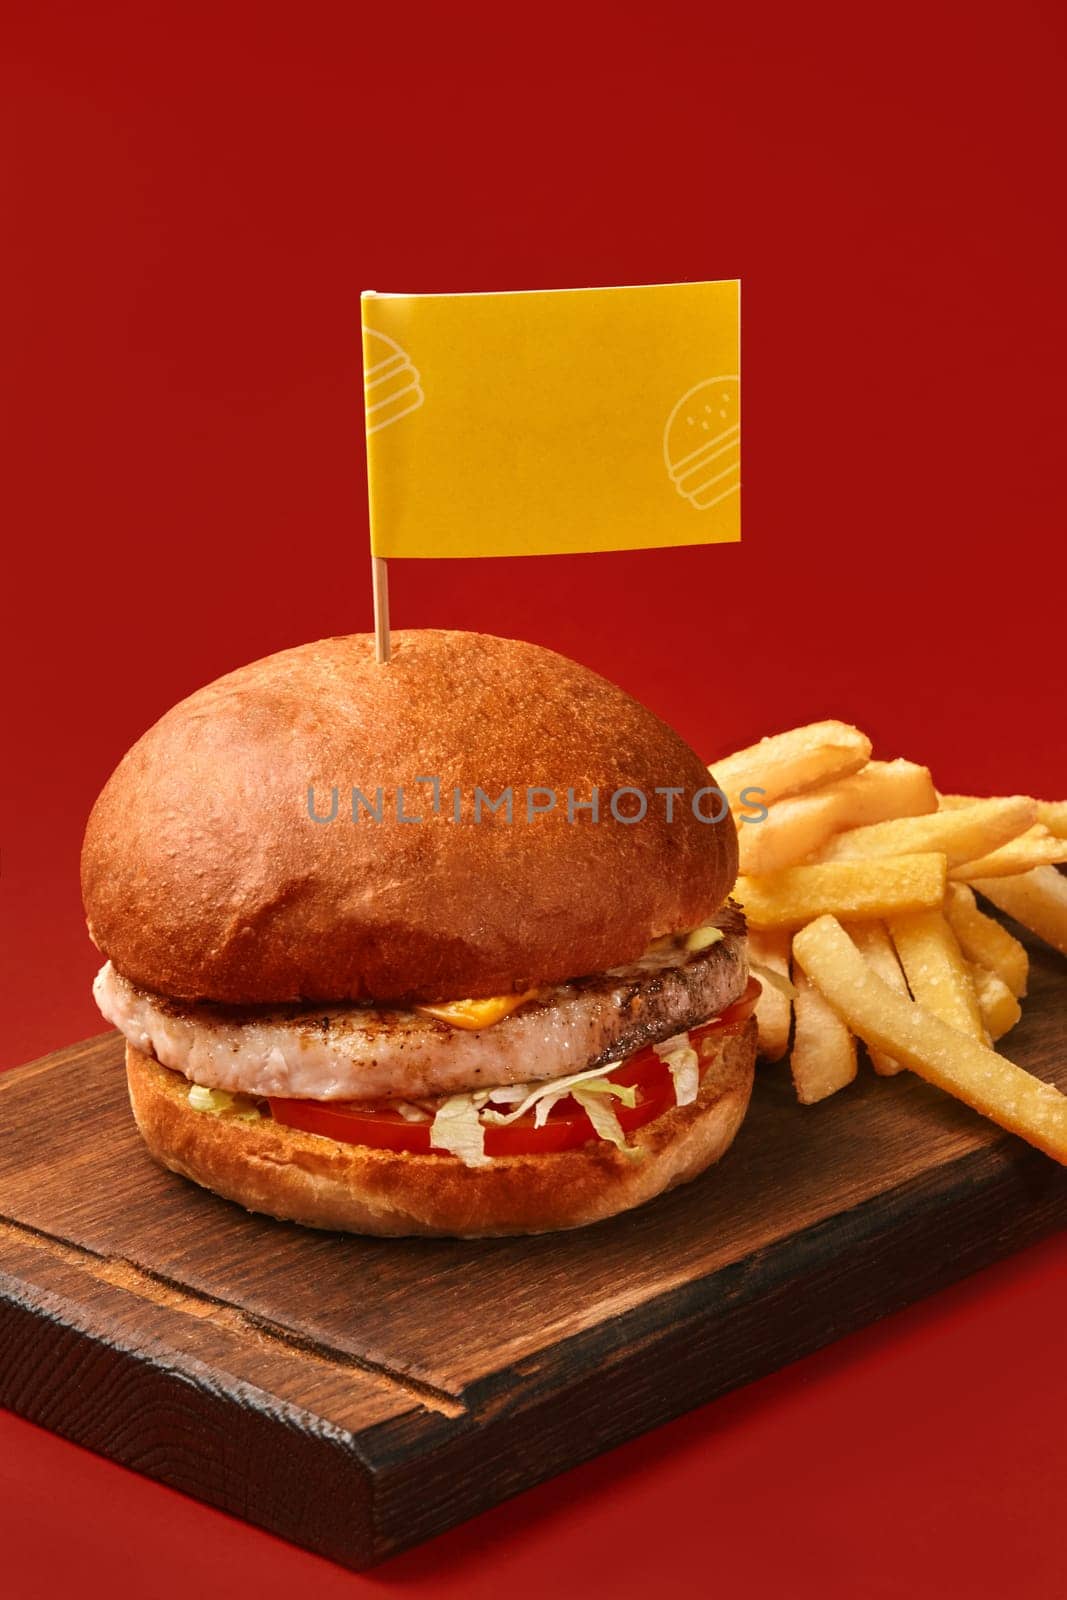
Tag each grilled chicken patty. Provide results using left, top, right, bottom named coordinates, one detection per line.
left=94, top=905, right=747, bottom=1101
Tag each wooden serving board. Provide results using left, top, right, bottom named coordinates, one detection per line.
left=1, top=932, right=1065, bottom=1569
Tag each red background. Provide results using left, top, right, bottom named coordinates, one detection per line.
left=2, top=3, right=1066, bottom=1596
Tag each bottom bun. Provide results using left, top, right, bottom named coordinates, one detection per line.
left=125, top=1023, right=757, bottom=1238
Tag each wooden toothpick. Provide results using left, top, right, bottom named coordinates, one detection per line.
left=372, top=555, right=391, bottom=663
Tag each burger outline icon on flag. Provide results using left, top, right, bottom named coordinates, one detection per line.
left=663, top=375, right=740, bottom=510
left=363, top=328, right=424, bottom=435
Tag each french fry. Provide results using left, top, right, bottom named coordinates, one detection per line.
left=1037, top=801, right=1067, bottom=840
left=940, top=793, right=1067, bottom=839
left=969, top=963, right=1022, bottom=1042
left=886, top=909, right=984, bottom=1042
left=842, top=920, right=908, bottom=1074
left=950, top=825, right=1067, bottom=880
left=790, top=958, right=857, bottom=1103
left=944, top=883, right=1028, bottom=997
left=738, top=788, right=845, bottom=874
left=792, top=915, right=1067, bottom=1163
left=710, top=720, right=872, bottom=810
left=838, top=759, right=937, bottom=823
left=737, top=759, right=936, bottom=875
left=970, top=866, right=1067, bottom=958
left=748, top=928, right=792, bottom=1061
left=816, top=797, right=1036, bottom=868
left=735, top=853, right=947, bottom=930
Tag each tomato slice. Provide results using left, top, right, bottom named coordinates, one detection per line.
left=268, top=976, right=761, bottom=1158
left=269, top=1097, right=438, bottom=1153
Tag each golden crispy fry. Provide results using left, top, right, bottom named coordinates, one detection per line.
left=792, top=916, right=1067, bottom=1164
left=816, top=797, right=1035, bottom=869
left=1036, top=801, right=1067, bottom=840
left=790, top=958, right=857, bottom=1103
left=970, top=866, right=1067, bottom=957
left=734, top=853, right=947, bottom=930
left=969, top=962, right=1022, bottom=1042
left=886, top=909, right=984, bottom=1042
left=737, top=759, right=936, bottom=875
left=944, top=883, right=1028, bottom=997
left=710, top=720, right=872, bottom=811
left=842, top=920, right=908, bottom=1075
left=845, top=759, right=937, bottom=819
left=737, top=789, right=842, bottom=874
left=951, top=825, right=1067, bottom=880
left=748, top=928, right=792, bottom=1061
left=939, top=793, right=1067, bottom=840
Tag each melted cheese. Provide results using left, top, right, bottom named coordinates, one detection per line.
left=414, top=990, right=539, bottom=1031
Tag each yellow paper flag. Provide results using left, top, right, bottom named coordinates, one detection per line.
left=362, top=281, right=740, bottom=559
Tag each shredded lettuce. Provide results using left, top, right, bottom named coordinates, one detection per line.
left=571, top=1085, right=645, bottom=1161
left=429, top=1092, right=492, bottom=1167
left=653, top=1033, right=700, bottom=1106
left=684, top=924, right=725, bottom=953
left=394, top=1100, right=431, bottom=1122
left=188, top=1084, right=261, bottom=1119
left=481, top=1065, right=637, bottom=1128
left=426, top=1066, right=644, bottom=1167
left=653, top=1032, right=688, bottom=1057
left=477, top=1083, right=530, bottom=1106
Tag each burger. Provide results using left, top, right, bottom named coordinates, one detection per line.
left=83, top=630, right=757, bottom=1237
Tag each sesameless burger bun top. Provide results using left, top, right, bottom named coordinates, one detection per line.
left=82, top=630, right=738, bottom=1005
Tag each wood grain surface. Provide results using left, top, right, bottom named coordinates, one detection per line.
left=0, top=933, right=1064, bottom=1568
